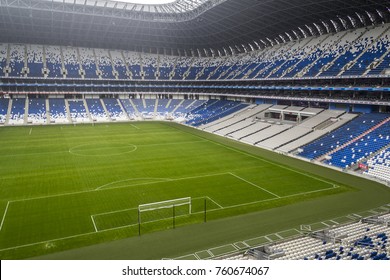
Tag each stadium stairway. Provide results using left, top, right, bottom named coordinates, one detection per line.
left=100, top=99, right=112, bottom=122
left=45, top=99, right=50, bottom=124
left=83, top=99, right=94, bottom=123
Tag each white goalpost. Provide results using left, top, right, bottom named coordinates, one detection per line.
left=138, top=197, right=191, bottom=223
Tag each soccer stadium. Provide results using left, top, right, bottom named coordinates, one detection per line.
left=0, top=0, right=390, bottom=261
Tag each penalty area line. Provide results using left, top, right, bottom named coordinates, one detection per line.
left=0, top=186, right=340, bottom=252
left=0, top=201, right=10, bottom=232
left=29, top=128, right=32, bottom=135
left=91, top=216, right=98, bottom=232
left=205, top=196, right=223, bottom=209
left=229, top=172, right=280, bottom=198
left=130, top=124, right=140, bottom=130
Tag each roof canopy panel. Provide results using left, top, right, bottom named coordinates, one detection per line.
left=0, top=0, right=389, bottom=55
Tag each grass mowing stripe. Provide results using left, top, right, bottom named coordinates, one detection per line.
left=0, top=122, right=362, bottom=259
left=171, top=124, right=337, bottom=187
left=0, top=183, right=338, bottom=252
left=9, top=172, right=231, bottom=203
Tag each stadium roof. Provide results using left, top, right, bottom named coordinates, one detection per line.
left=0, top=0, right=389, bottom=55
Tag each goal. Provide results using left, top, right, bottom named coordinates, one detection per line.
left=138, top=197, right=191, bottom=223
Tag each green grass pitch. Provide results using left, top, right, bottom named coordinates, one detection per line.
left=0, top=122, right=389, bottom=259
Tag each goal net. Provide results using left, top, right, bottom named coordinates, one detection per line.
left=138, top=197, right=191, bottom=223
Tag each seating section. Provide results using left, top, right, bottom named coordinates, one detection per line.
left=68, top=100, right=89, bottom=122
left=103, top=99, right=127, bottom=121
left=323, top=118, right=390, bottom=168
left=2, top=23, right=390, bottom=80
left=27, top=98, right=46, bottom=124
left=26, top=45, right=44, bottom=78
left=173, top=100, right=206, bottom=118
left=365, top=147, right=390, bottom=182
left=0, top=99, right=9, bottom=124
left=95, top=49, right=115, bottom=79
left=125, top=51, right=141, bottom=79
left=110, top=50, right=128, bottom=79
left=9, top=44, right=25, bottom=77
left=86, top=99, right=108, bottom=121
left=49, top=98, right=68, bottom=123
left=254, top=219, right=390, bottom=260
left=0, top=43, right=7, bottom=77
left=46, top=46, right=63, bottom=78
left=298, top=114, right=390, bottom=163
left=9, top=98, right=25, bottom=125
left=62, top=46, right=80, bottom=78
left=120, top=99, right=137, bottom=119
left=79, top=48, right=98, bottom=79
left=185, top=100, right=248, bottom=127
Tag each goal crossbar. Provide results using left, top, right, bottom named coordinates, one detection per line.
left=138, top=197, right=191, bottom=213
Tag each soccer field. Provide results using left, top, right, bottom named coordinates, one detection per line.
left=0, top=122, right=389, bottom=259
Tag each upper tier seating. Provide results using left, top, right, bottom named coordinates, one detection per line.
left=0, top=43, right=7, bottom=77
left=46, top=46, right=63, bottom=78
left=62, top=46, right=81, bottom=78
left=3, top=23, right=390, bottom=80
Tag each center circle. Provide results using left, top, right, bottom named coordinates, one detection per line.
left=69, top=143, right=137, bottom=156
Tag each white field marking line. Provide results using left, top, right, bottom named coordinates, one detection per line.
left=91, top=196, right=214, bottom=219
left=0, top=162, right=261, bottom=182
left=29, top=128, right=32, bottom=135
left=176, top=254, right=199, bottom=260
left=95, top=178, right=173, bottom=191
left=229, top=172, right=281, bottom=198
left=91, top=216, right=98, bottom=232
left=0, top=186, right=342, bottom=253
left=9, top=172, right=231, bottom=204
left=206, top=196, right=223, bottom=209
left=0, top=130, right=178, bottom=146
left=136, top=140, right=207, bottom=147
left=207, top=250, right=215, bottom=257
left=0, top=150, right=68, bottom=158
left=95, top=212, right=193, bottom=232
left=0, top=201, right=10, bottom=232
left=68, top=144, right=138, bottom=157
left=91, top=206, right=137, bottom=218
left=208, top=243, right=238, bottom=254
left=0, top=230, right=97, bottom=252
left=67, top=140, right=206, bottom=156
left=130, top=124, right=140, bottom=129
left=204, top=184, right=340, bottom=214
left=178, top=129, right=337, bottom=188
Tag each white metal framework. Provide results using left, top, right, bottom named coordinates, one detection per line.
left=36, top=0, right=221, bottom=15
left=138, top=197, right=192, bottom=223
